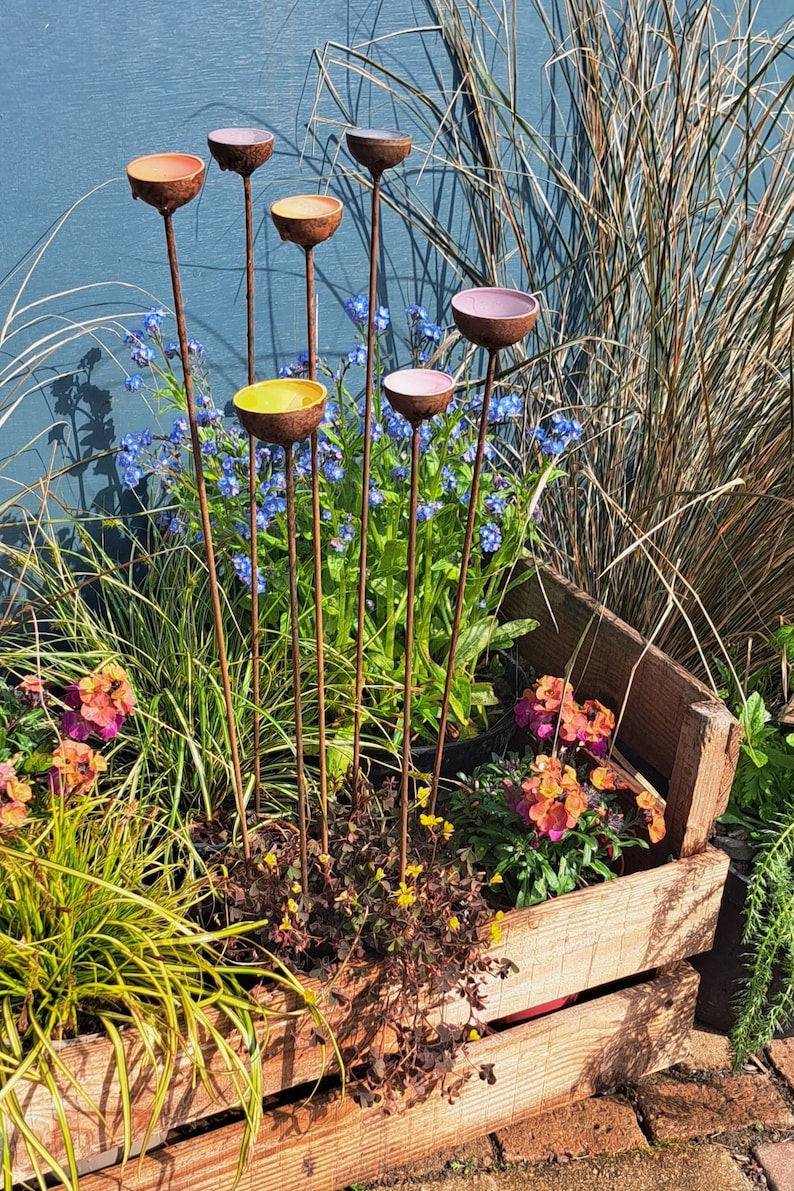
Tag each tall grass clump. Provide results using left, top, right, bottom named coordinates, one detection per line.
left=0, top=494, right=303, bottom=823
left=0, top=789, right=322, bottom=1191
left=312, top=0, right=794, bottom=677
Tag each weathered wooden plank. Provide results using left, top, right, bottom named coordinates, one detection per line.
left=75, top=964, right=699, bottom=1191
left=503, top=566, right=739, bottom=805
left=666, top=701, right=743, bottom=857
left=9, top=849, right=727, bottom=1181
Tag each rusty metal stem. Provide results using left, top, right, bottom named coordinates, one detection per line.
left=163, top=213, right=250, bottom=860
left=285, top=444, right=310, bottom=892
left=430, top=350, right=498, bottom=814
left=305, top=246, right=329, bottom=853
left=351, top=170, right=382, bottom=805
left=400, top=422, right=421, bottom=881
left=243, top=174, right=262, bottom=816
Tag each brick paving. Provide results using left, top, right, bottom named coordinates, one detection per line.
left=495, top=1094, right=647, bottom=1163
left=361, top=1028, right=794, bottom=1190
left=753, top=1140, right=794, bottom=1191
left=635, top=1072, right=794, bottom=1141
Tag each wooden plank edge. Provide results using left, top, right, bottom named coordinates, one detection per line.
left=72, top=963, right=698, bottom=1191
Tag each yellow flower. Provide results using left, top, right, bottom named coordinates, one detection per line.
left=374, top=866, right=385, bottom=881
left=318, top=853, right=331, bottom=866
left=290, top=881, right=302, bottom=894
left=263, top=851, right=278, bottom=869
left=286, top=898, right=299, bottom=914
left=441, top=820, right=454, bottom=841
left=279, top=915, right=292, bottom=931
left=405, top=862, right=424, bottom=878
left=419, top=813, right=443, bottom=829
left=489, top=872, right=504, bottom=886
left=395, top=881, right=416, bottom=909
left=417, top=785, right=431, bottom=807
left=468, top=1028, right=481, bottom=1041
left=449, top=915, right=460, bottom=931
left=489, top=910, right=505, bottom=945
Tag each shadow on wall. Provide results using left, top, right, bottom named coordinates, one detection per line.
left=0, top=347, right=149, bottom=618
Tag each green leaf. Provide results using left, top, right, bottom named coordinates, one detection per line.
left=454, top=619, right=497, bottom=669
left=486, top=617, right=538, bottom=653
left=741, top=692, right=769, bottom=743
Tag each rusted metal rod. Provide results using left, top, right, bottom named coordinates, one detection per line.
left=284, top=442, right=310, bottom=892
left=430, top=350, right=498, bottom=814
left=399, top=421, right=422, bottom=880
left=351, top=172, right=382, bottom=806
left=242, top=173, right=263, bottom=815
left=305, top=245, right=329, bottom=853
left=164, top=211, right=250, bottom=860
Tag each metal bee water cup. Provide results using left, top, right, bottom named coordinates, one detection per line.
left=430, top=287, right=539, bottom=812
left=382, top=368, right=454, bottom=879
left=345, top=128, right=413, bottom=805
left=270, top=194, right=344, bottom=850
left=233, top=378, right=328, bottom=892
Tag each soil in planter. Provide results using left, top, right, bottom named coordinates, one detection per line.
left=194, top=784, right=510, bottom=1107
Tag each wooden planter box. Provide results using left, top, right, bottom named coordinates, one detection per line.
left=7, top=569, right=740, bottom=1191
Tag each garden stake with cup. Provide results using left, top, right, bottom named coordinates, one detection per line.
left=125, top=150, right=250, bottom=861
left=382, top=367, right=455, bottom=879
left=207, top=127, right=275, bottom=815
left=233, top=377, right=327, bottom=892
left=430, top=286, right=539, bottom=812
left=345, top=128, right=412, bottom=805
left=270, top=193, right=344, bottom=849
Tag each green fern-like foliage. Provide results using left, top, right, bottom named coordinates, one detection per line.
left=731, top=809, right=794, bottom=1067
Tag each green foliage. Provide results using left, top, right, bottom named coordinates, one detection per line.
left=115, top=309, right=567, bottom=749
left=731, top=810, right=794, bottom=1068
left=0, top=789, right=320, bottom=1190
left=724, top=692, right=794, bottom=829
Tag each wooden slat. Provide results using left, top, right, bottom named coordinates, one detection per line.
left=502, top=566, right=740, bottom=810
left=666, top=701, right=743, bottom=857
left=10, top=847, right=727, bottom=1181
left=74, top=964, right=699, bottom=1191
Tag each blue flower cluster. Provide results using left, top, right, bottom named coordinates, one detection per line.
left=480, top=522, right=503, bottom=554
left=232, top=553, right=267, bottom=594
left=278, top=350, right=310, bottom=379
left=531, top=413, right=583, bottom=457
left=344, top=293, right=390, bottom=333
left=330, top=517, right=356, bottom=553
left=405, top=303, right=443, bottom=363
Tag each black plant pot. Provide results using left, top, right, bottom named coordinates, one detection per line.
left=363, top=652, right=530, bottom=788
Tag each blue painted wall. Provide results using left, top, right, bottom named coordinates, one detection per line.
left=0, top=0, right=788, bottom=512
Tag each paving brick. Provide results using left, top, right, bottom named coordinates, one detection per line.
left=495, top=1094, right=647, bottom=1162
left=383, top=1133, right=495, bottom=1179
left=382, top=1143, right=749, bottom=1191
left=680, top=1027, right=733, bottom=1072
left=636, top=1073, right=794, bottom=1141
left=754, top=1140, right=794, bottom=1191
left=768, top=1038, right=794, bottom=1091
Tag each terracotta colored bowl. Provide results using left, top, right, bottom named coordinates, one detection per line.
left=233, top=379, right=327, bottom=446
left=345, top=128, right=413, bottom=174
left=451, top=287, right=539, bottom=352
left=270, top=195, right=344, bottom=248
left=126, top=153, right=205, bottom=215
left=383, top=368, right=454, bottom=426
left=207, top=127, right=275, bottom=177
